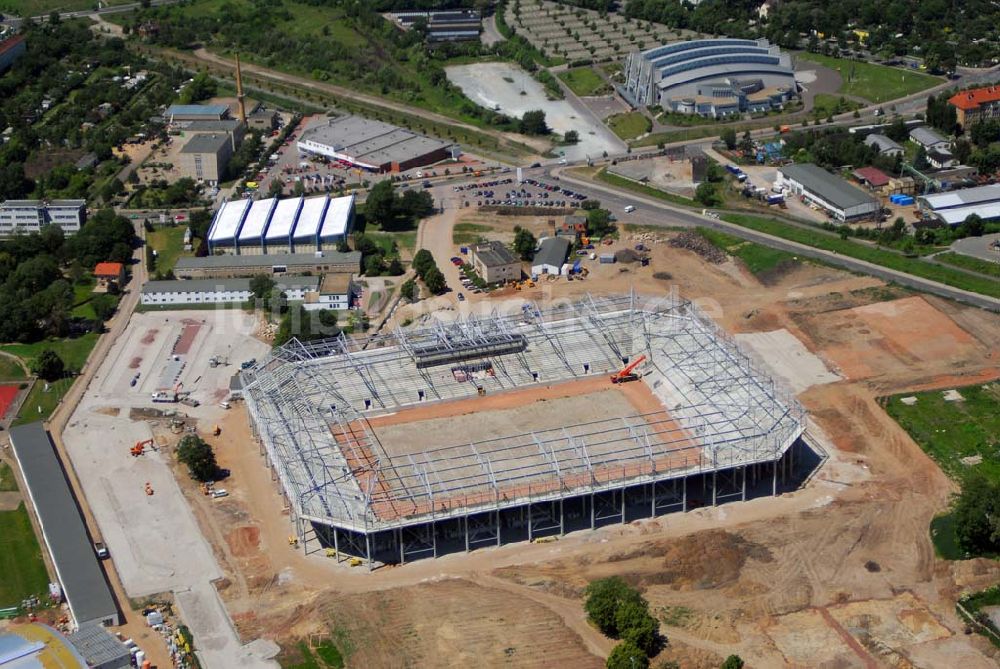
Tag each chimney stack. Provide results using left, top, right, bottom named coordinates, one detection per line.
left=235, top=53, right=247, bottom=125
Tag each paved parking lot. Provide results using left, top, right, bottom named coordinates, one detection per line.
left=453, top=176, right=590, bottom=209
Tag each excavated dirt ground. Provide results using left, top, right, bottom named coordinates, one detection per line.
left=165, top=242, right=1000, bottom=668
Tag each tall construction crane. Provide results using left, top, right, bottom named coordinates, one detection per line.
left=610, top=355, right=647, bottom=384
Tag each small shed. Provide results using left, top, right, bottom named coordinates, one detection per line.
left=93, top=262, right=124, bottom=284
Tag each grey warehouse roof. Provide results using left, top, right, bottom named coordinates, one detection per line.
left=909, top=126, right=949, bottom=147
left=8, top=422, right=119, bottom=628
left=864, top=134, right=903, bottom=152
left=779, top=163, right=878, bottom=210
left=181, top=133, right=230, bottom=154
left=475, top=241, right=518, bottom=267
left=67, top=623, right=131, bottom=669
left=175, top=251, right=360, bottom=271
left=298, top=116, right=451, bottom=168
left=533, top=237, right=571, bottom=268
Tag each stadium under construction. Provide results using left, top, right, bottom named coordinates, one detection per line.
left=241, top=294, right=812, bottom=569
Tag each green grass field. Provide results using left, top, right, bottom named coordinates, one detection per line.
left=606, top=112, right=652, bottom=140
left=596, top=169, right=696, bottom=208
left=0, top=503, right=50, bottom=608
left=0, top=334, right=99, bottom=374
left=720, top=213, right=1000, bottom=299
left=14, top=377, right=75, bottom=426
left=557, top=67, right=610, bottom=96
left=148, top=225, right=192, bottom=276
left=0, top=356, right=26, bottom=381
left=811, top=93, right=862, bottom=117
left=279, top=640, right=345, bottom=669
left=884, top=384, right=1000, bottom=483
left=0, top=462, right=17, bottom=492
left=697, top=228, right=800, bottom=278
left=453, top=222, right=492, bottom=245
left=797, top=53, right=940, bottom=104
left=934, top=252, right=1000, bottom=278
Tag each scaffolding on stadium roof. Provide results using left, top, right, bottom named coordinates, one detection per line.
left=242, top=292, right=805, bottom=547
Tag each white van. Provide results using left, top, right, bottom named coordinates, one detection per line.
left=624, top=205, right=636, bottom=213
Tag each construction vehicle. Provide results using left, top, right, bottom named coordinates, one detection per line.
left=610, top=355, right=647, bottom=384
left=131, top=439, right=154, bottom=457
left=348, top=557, right=363, bottom=567
left=212, top=425, right=221, bottom=436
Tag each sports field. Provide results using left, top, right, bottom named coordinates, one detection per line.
left=797, top=53, right=940, bottom=104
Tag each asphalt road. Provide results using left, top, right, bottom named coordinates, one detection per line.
left=550, top=166, right=1000, bottom=313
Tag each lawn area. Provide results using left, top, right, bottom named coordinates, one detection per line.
left=606, top=112, right=652, bottom=140
left=0, top=503, right=50, bottom=608
left=597, top=168, right=697, bottom=208
left=797, top=53, right=941, bottom=104
left=0, top=356, right=26, bottom=381
left=148, top=225, right=192, bottom=276
left=14, top=377, right=75, bottom=426
left=720, top=213, right=1000, bottom=298
left=811, top=93, right=862, bottom=117
left=0, top=462, right=16, bottom=492
left=883, top=383, right=1000, bottom=484
left=0, top=333, right=100, bottom=374
left=697, top=228, right=799, bottom=277
left=453, top=222, right=492, bottom=245
left=557, top=67, right=610, bottom=96
left=366, top=231, right=416, bottom=256
left=934, top=252, right=1000, bottom=278
left=278, top=640, right=345, bottom=669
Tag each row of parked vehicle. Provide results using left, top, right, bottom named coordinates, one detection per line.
left=454, top=178, right=515, bottom=193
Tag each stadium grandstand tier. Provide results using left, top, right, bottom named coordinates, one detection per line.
left=207, top=193, right=354, bottom=255
left=242, top=293, right=808, bottom=568
left=623, top=38, right=796, bottom=116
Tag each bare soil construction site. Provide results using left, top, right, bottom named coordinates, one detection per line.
left=68, top=225, right=1000, bottom=668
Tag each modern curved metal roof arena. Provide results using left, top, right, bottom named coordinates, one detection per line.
left=242, top=294, right=805, bottom=537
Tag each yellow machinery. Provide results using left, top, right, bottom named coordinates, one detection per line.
left=348, top=557, right=363, bottom=567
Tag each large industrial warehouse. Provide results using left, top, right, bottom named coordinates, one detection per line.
left=623, top=38, right=796, bottom=113
left=917, top=183, right=1000, bottom=226
left=297, top=116, right=454, bottom=173
left=241, top=294, right=806, bottom=568
left=777, top=163, right=880, bottom=222
left=207, top=193, right=355, bottom=255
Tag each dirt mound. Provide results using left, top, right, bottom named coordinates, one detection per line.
left=630, top=530, right=773, bottom=591
left=129, top=356, right=142, bottom=369
left=669, top=231, right=727, bottom=263
left=141, top=329, right=158, bottom=344
left=226, top=525, right=260, bottom=558
left=614, top=248, right=643, bottom=263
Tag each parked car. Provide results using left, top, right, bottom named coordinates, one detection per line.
left=94, top=542, right=109, bottom=559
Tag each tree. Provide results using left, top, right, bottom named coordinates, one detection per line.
left=615, top=600, right=659, bottom=655
left=412, top=249, right=436, bottom=278
left=954, top=474, right=1000, bottom=555
left=267, top=179, right=284, bottom=198
left=519, top=110, right=551, bottom=135
left=178, top=72, right=217, bottom=105
left=606, top=641, right=649, bottom=669
left=586, top=208, right=615, bottom=237
left=364, top=253, right=386, bottom=276
left=399, top=189, right=435, bottom=220
left=400, top=278, right=418, bottom=302
left=696, top=183, right=721, bottom=206
left=386, top=258, right=404, bottom=276
left=738, top=130, right=753, bottom=155
left=249, top=274, right=275, bottom=300
left=91, top=294, right=118, bottom=322
left=584, top=577, right=644, bottom=637
left=513, top=227, right=537, bottom=260
left=581, top=199, right=601, bottom=211
left=31, top=349, right=66, bottom=381
left=176, top=435, right=219, bottom=482
left=914, top=146, right=929, bottom=171
left=423, top=265, right=446, bottom=294
left=958, top=213, right=985, bottom=238
left=721, top=127, right=737, bottom=151
left=365, top=179, right=397, bottom=228
left=564, top=130, right=580, bottom=144
left=720, top=655, right=745, bottom=669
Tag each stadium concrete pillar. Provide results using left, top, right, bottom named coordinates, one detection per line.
left=712, top=470, right=717, bottom=507
left=333, top=527, right=341, bottom=563
left=365, top=533, right=372, bottom=572
left=650, top=482, right=655, bottom=518
left=590, top=493, right=595, bottom=530
left=464, top=514, right=470, bottom=553
left=682, top=477, right=687, bottom=512
left=496, top=509, right=501, bottom=547
left=620, top=486, right=626, bottom=524
left=398, top=528, right=405, bottom=565
left=559, top=498, right=565, bottom=536
left=742, top=466, right=747, bottom=502
left=432, top=523, right=438, bottom=558
left=527, top=504, right=533, bottom=542
left=772, top=460, right=778, bottom=496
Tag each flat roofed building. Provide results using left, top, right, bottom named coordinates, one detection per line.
left=624, top=38, right=795, bottom=108
left=291, top=194, right=329, bottom=251
left=174, top=251, right=361, bottom=279
left=317, top=193, right=355, bottom=249
left=8, top=423, right=121, bottom=629
left=0, top=199, right=86, bottom=235
left=164, top=104, right=229, bottom=121
left=140, top=276, right=321, bottom=306
left=471, top=241, right=521, bottom=284
left=236, top=198, right=277, bottom=255
left=173, top=118, right=245, bottom=151
left=179, top=133, right=232, bottom=185
left=388, top=10, right=482, bottom=42
left=531, top=237, right=571, bottom=276
left=948, top=86, right=1000, bottom=127
left=777, top=163, right=879, bottom=221
left=305, top=274, right=356, bottom=311
left=297, top=116, right=453, bottom=173
left=66, top=623, right=132, bottom=669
